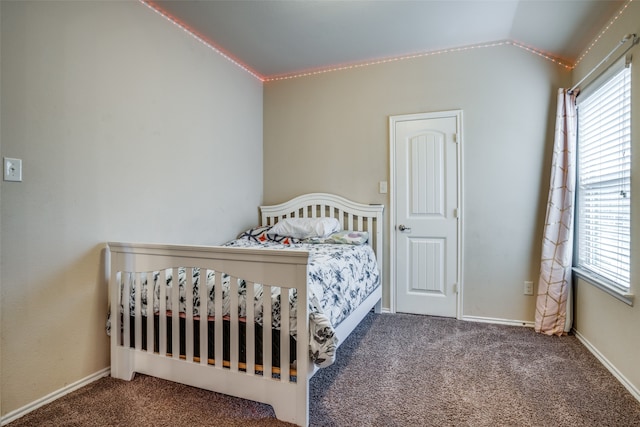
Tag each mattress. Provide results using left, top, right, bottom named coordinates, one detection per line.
left=108, top=233, right=380, bottom=368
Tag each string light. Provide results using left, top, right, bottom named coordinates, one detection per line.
left=140, top=0, right=265, bottom=81
left=573, top=0, right=633, bottom=69
left=509, top=41, right=572, bottom=70
left=141, top=0, right=632, bottom=82
left=265, top=41, right=572, bottom=82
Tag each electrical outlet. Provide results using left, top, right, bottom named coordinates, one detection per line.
left=4, top=157, right=22, bottom=182
left=524, top=281, right=534, bottom=296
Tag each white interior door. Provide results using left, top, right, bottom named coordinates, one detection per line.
left=391, top=111, right=461, bottom=317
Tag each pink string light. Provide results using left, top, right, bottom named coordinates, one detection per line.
left=140, top=0, right=265, bottom=81
left=141, top=0, right=632, bottom=83
left=265, top=41, right=572, bottom=82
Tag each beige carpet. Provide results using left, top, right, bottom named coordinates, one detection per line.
left=8, top=313, right=640, bottom=426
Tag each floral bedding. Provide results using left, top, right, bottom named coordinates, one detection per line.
left=108, top=231, right=380, bottom=368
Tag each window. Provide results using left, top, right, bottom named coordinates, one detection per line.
left=575, top=59, right=631, bottom=302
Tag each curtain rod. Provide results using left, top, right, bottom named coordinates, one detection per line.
left=569, top=33, right=639, bottom=94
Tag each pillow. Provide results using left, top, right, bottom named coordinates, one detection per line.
left=237, top=226, right=301, bottom=244
left=304, top=230, right=369, bottom=245
left=267, top=217, right=341, bottom=239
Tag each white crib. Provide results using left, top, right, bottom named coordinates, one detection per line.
left=108, top=193, right=384, bottom=426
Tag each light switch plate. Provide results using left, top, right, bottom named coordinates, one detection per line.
left=4, top=157, right=23, bottom=182
left=379, top=181, right=388, bottom=194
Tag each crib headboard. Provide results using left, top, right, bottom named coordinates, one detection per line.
left=260, top=193, right=384, bottom=266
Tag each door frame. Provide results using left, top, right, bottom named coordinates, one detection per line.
left=389, top=110, right=464, bottom=318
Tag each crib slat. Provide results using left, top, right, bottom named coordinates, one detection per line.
left=146, top=271, right=154, bottom=353
left=185, top=268, right=194, bottom=362
left=159, top=270, right=167, bottom=356
left=171, top=268, right=180, bottom=360
left=357, top=215, right=363, bottom=231
left=134, top=273, right=142, bottom=351
left=262, top=285, right=272, bottom=379
left=347, top=212, right=354, bottom=231
left=214, top=270, right=223, bottom=368
left=246, top=281, right=255, bottom=376
left=199, top=269, right=209, bottom=366
left=122, top=273, right=131, bottom=349
left=229, top=276, right=239, bottom=372
left=280, top=287, right=290, bottom=381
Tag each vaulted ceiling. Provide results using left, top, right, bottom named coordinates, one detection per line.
left=149, top=0, right=627, bottom=80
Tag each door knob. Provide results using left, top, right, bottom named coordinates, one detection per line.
left=398, top=224, right=411, bottom=232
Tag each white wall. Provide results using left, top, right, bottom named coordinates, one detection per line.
left=264, top=44, right=570, bottom=321
left=0, top=1, right=263, bottom=416
left=572, top=0, right=640, bottom=398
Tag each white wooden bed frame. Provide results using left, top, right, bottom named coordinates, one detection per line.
left=108, top=193, right=384, bottom=426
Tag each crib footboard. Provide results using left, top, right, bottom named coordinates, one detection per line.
left=108, top=242, right=312, bottom=426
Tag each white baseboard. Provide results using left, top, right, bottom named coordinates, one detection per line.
left=380, top=310, right=535, bottom=328
left=1, top=368, right=111, bottom=426
left=380, top=307, right=535, bottom=328
left=573, top=329, right=640, bottom=403
left=461, top=315, right=535, bottom=328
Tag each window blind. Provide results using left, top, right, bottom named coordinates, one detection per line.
left=576, top=63, right=631, bottom=291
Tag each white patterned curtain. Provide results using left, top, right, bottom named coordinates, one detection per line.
left=535, top=89, right=577, bottom=335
